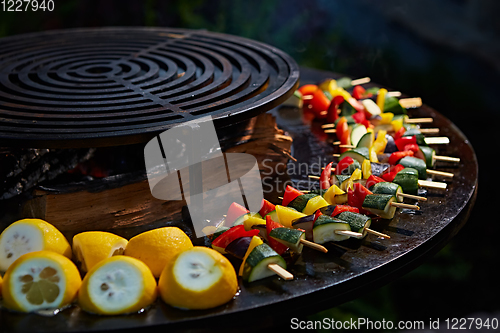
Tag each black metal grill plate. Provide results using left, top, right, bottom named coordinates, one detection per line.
left=0, top=27, right=299, bottom=148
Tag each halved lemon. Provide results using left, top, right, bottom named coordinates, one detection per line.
left=78, top=256, right=157, bottom=315
left=0, top=219, right=72, bottom=273
left=72, top=231, right=128, bottom=273
left=2, top=251, right=81, bottom=312
left=124, top=226, right=193, bottom=278
left=158, top=246, right=238, bottom=310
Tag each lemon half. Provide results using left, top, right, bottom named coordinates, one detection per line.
left=78, top=256, right=157, bottom=315
left=2, top=251, right=81, bottom=312
left=0, top=219, right=72, bottom=273
left=158, top=246, right=238, bottom=310
left=72, top=231, right=128, bottom=273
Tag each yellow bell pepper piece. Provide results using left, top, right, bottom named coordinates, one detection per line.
left=391, top=117, right=404, bottom=133
left=318, top=78, right=337, bottom=92
left=379, top=112, right=394, bottom=124
left=362, top=159, right=372, bottom=179
left=242, top=215, right=266, bottom=231
left=239, top=235, right=263, bottom=276
left=377, top=88, right=388, bottom=111
left=369, top=147, right=379, bottom=163
left=303, top=195, right=329, bottom=215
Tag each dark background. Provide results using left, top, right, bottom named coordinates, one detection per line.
left=0, top=0, right=497, bottom=331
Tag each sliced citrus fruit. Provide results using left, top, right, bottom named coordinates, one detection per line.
left=78, top=256, right=157, bottom=315
left=2, top=250, right=81, bottom=312
left=0, top=273, right=3, bottom=298
left=72, top=231, right=128, bottom=273
left=0, top=219, right=72, bottom=273
left=158, top=246, right=238, bottom=310
left=124, top=226, right=193, bottom=278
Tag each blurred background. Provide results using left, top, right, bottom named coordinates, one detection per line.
left=0, top=0, right=497, bottom=331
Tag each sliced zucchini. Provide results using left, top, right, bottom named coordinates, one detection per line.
left=362, top=194, right=397, bottom=219
left=357, top=131, right=374, bottom=149
left=242, top=243, right=287, bottom=282
left=338, top=147, right=369, bottom=164
left=419, top=146, right=435, bottom=168
left=350, top=124, right=368, bottom=147
left=336, top=211, right=371, bottom=238
left=269, top=228, right=305, bottom=253
left=392, top=168, right=419, bottom=194
left=288, top=193, right=317, bottom=212
left=361, top=99, right=381, bottom=118
left=312, top=215, right=351, bottom=243
left=370, top=182, right=404, bottom=202
left=264, top=210, right=279, bottom=223
left=398, top=156, right=427, bottom=179
left=331, top=175, right=350, bottom=188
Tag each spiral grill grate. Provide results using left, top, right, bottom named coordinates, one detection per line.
left=0, top=27, right=299, bottom=148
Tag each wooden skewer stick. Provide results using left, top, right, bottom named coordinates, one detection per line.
left=426, top=169, right=454, bottom=178
left=387, top=91, right=402, bottom=97
left=321, top=123, right=336, bottom=129
left=434, top=155, right=460, bottom=163
left=351, top=77, right=371, bottom=85
left=339, top=144, right=355, bottom=149
left=267, top=264, right=294, bottom=280
left=278, top=196, right=283, bottom=200
left=365, top=228, right=391, bottom=239
left=418, top=180, right=447, bottom=189
left=324, top=129, right=337, bottom=134
left=333, top=141, right=341, bottom=145
left=424, top=137, right=449, bottom=145
left=308, top=175, right=320, bottom=180
left=399, top=193, right=427, bottom=201
left=300, top=239, right=328, bottom=253
left=335, top=230, right=364, bottom=238
left=404, top=117, right=433, bottom=124
left=418, top=128, right=440, bottom=134
left=399, top=97, right=422, bottom=108
left=391, top=202, right=420, bottom=210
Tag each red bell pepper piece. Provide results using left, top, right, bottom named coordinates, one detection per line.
left=259, top=199, right=276, bottom=217
left=314, top=209, right=323, bottom=221
left=381, top=164, right=405, bottom=182
left=335, top=116, right=348, bottom=141
left=225, top=202, right=249, bottom=225
left=326, top=95, right=344, bottom=124
left=331, top=205, right=359, bottom=216
left=395, top=135, right=417, bottom=151
left=352, top=111, right=367, bottom=124
left=320, top=162, right=334, bottom=190
left=365, top=174, right=386, bottom=189
left=394, top=127, right=406, bottom=141
left=282, top=185, right=304, bottom=207
left=347, top=183, right=373, bottom=213
left=388, top=150, right=414, bottom=165
left=309, top=89, right=330, bottom=119
left=335, top=156, right=354, bottom=175
left=347, top=97, right=365, bottom=112
left=352, top=85, right=367, bottom=100
left=404, top=144, right=425, bottom=160
left=339, top=128, right=351, bottom=153
left=266, top=215, right=288, bottom=255
left=211, top=225, right=260, bottom=249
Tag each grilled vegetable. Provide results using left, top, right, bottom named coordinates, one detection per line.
left=313, top=215, right=351, bottom=243
left=269, top=228, right=305, bottom=253
left=241, top=243, right=287, bottom=282
left=362, top=194, right=397, bottom=219
left=337, top=211, right=371, bottom=238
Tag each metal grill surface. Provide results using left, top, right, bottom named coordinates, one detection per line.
left=0, top=27, right=299, bottom=148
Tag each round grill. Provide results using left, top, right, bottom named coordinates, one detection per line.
left=0, top=27, right=299, bottom=148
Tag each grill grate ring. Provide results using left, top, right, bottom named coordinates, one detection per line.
left=0, top=27, right=299, bottom=148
